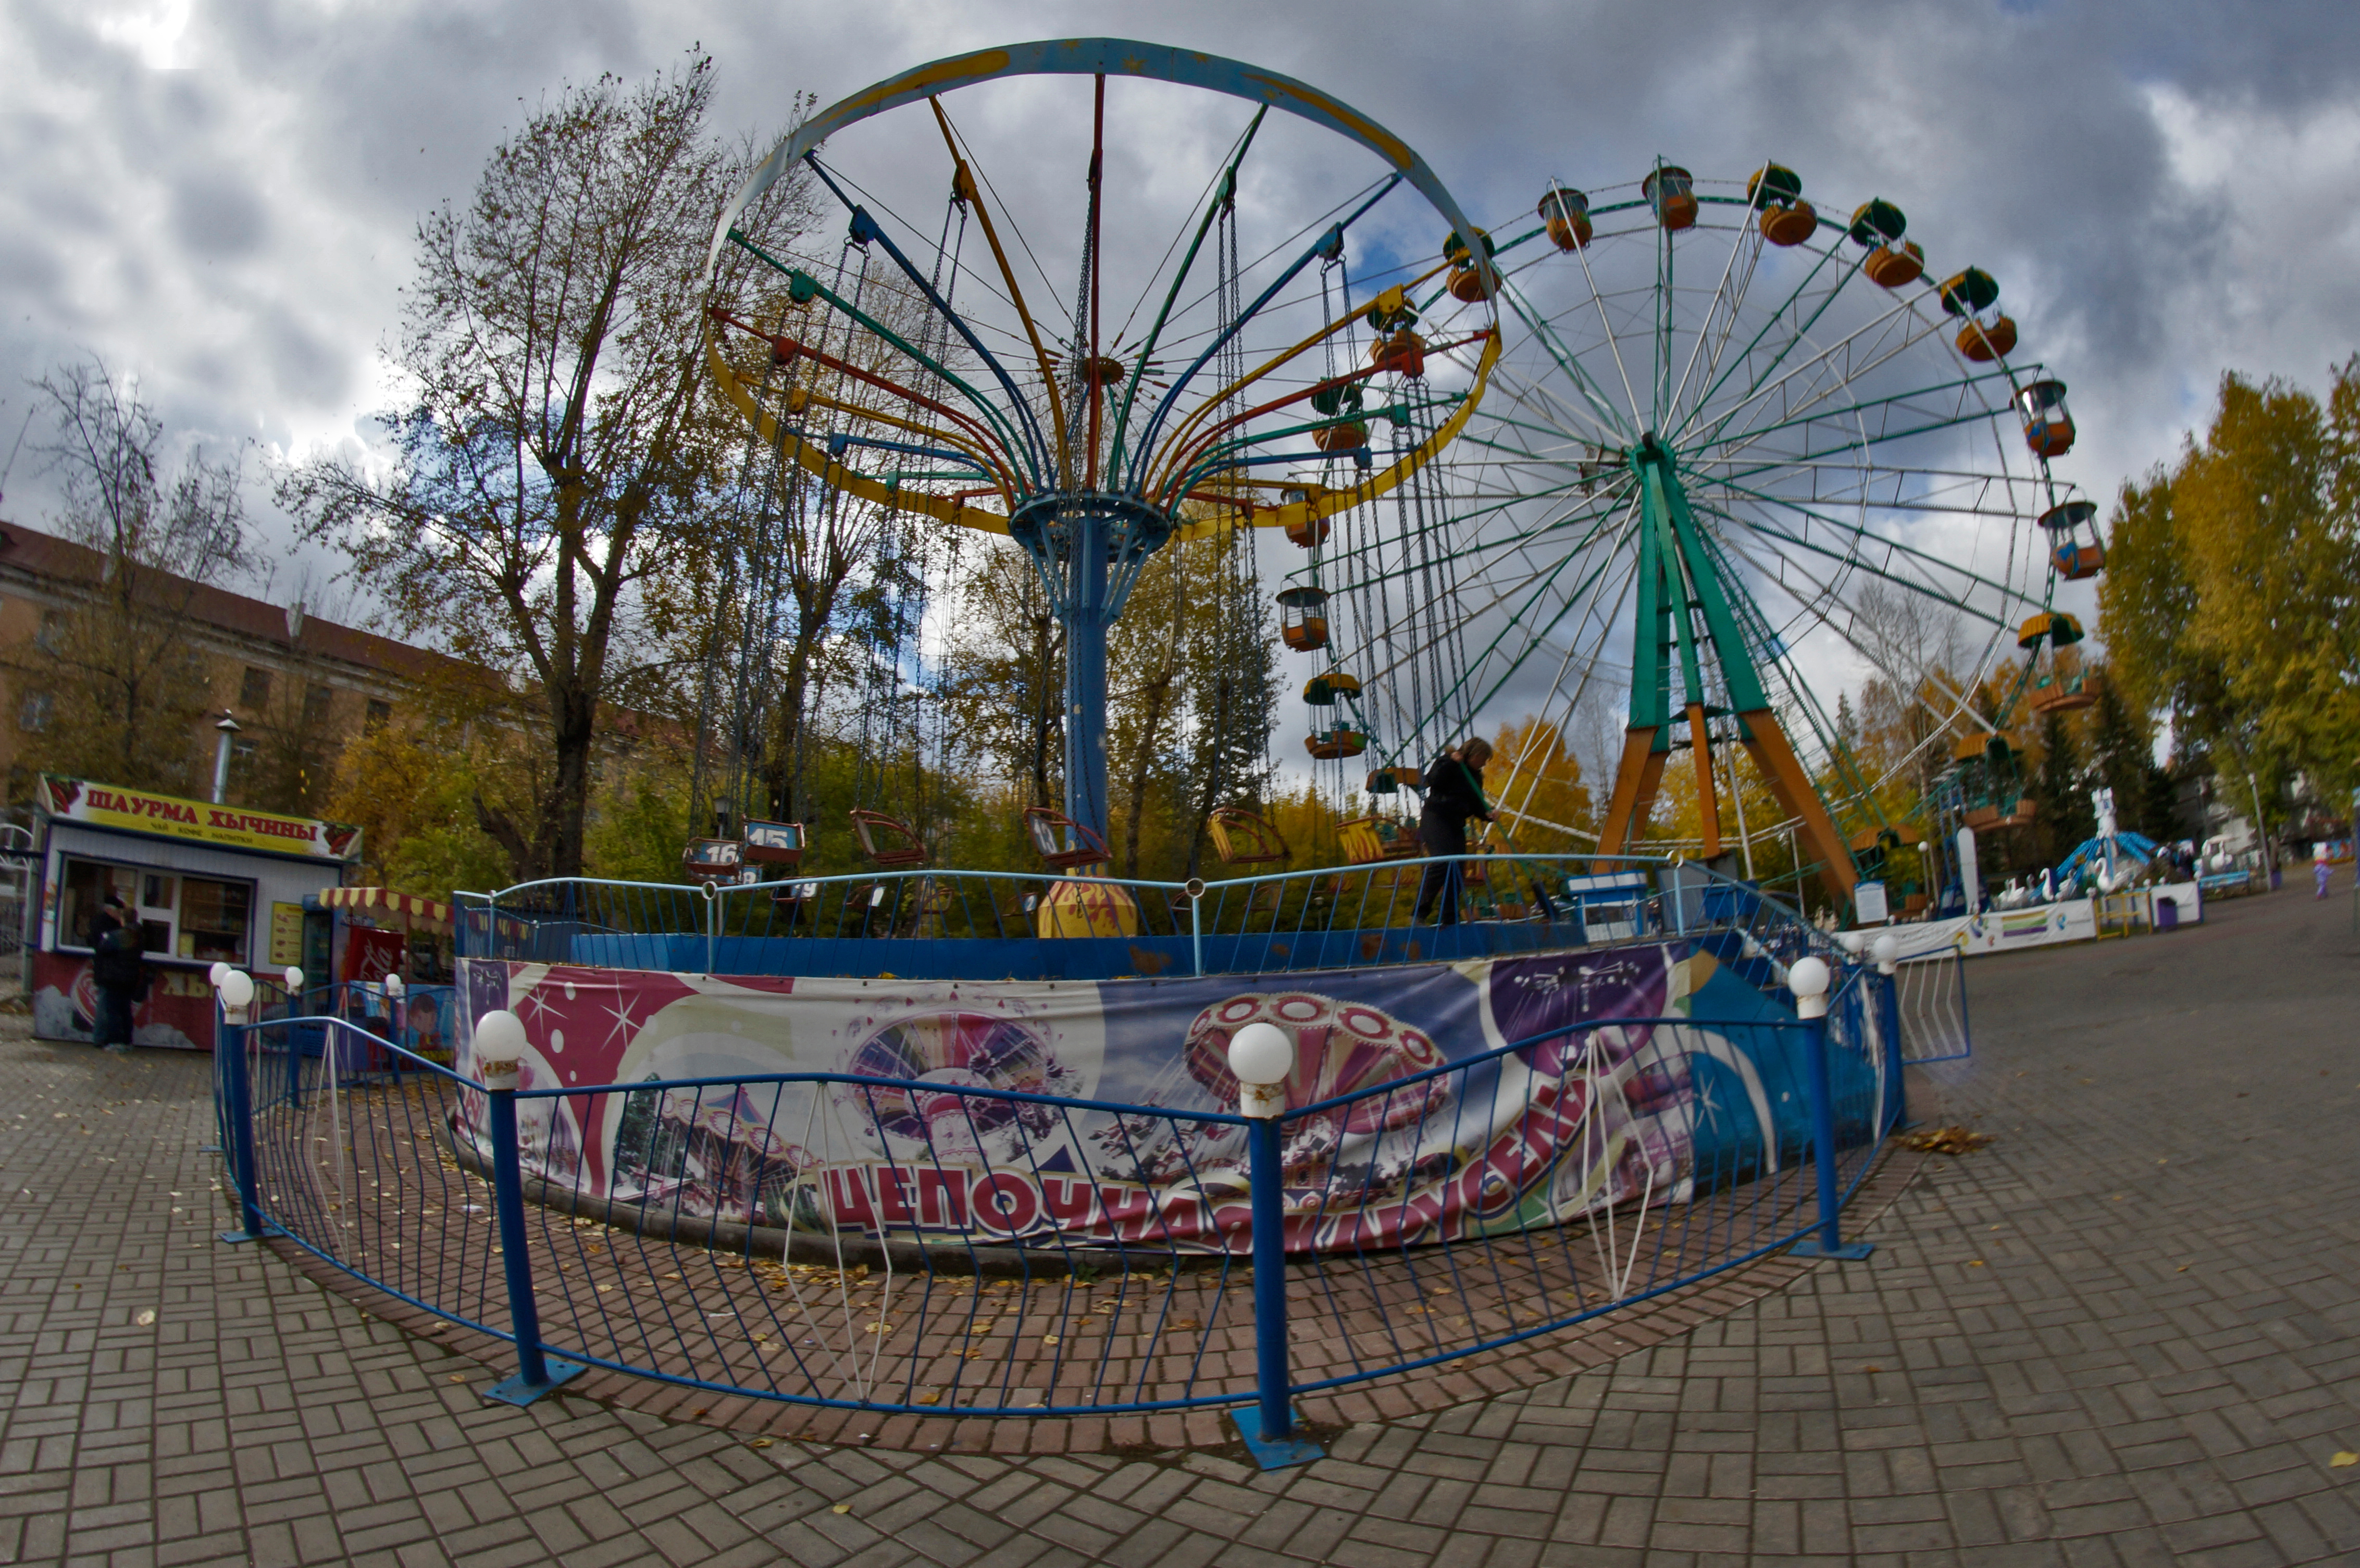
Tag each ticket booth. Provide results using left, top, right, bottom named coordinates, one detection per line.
left=24, top=775, right=359, bottom=1050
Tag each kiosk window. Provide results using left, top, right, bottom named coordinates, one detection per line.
left=176, top=877, right=252, bottom=964
left=58, top=860, right=136, bottom=949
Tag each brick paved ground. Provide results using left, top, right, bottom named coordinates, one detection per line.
left=4, top=886, right=2357, bottom=1565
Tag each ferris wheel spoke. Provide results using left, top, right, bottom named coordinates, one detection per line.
left=1693, top=362, right=2021, bottom=470
left=1669, top=232, right=1860, bottom=445
left=1663, top=193, right=1776, bottom=429
left=1495, top=296, right=1634, bottom=444
left=1711, top=524, right=2009, bottom=751
left=1693, top=477, right=2033, bottom=629
left=1488, top=326, right=1637, bottom=447
left=1677, top=290, right=1949, bottom=455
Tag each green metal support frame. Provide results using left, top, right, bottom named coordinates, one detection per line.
left=1596, top=438, right=1860, bottom=900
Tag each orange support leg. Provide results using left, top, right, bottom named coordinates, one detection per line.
left=1597, top=727, right=1666, bottom=855
left=1687, top=702, right=1721, bottom=861
left=1735, top=708, right=1857, bottom=901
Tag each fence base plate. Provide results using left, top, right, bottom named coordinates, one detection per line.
left=1235, top=1408, right=1325, bottom=1470
left=216, top=1226, right=284, bottom=1245
left=486, top=1360, right=586, bottom=1407
left=1792, top=1236, right=1875, bottom=1261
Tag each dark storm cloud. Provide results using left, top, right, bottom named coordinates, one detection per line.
left=0, top=0, right=2355, bottom=618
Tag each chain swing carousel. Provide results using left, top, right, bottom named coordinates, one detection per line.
left=697, top=41, right=1501, bottom=939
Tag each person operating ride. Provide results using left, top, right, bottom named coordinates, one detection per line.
left=1415, top=738, right=1493, bottom=925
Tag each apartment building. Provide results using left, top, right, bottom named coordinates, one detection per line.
left=0, top=520, right=473, bottom=810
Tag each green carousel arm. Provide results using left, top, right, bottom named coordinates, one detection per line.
left=1106, top=105, right=1268, bottom=487
left=728, top=232, right=1039, bottom=491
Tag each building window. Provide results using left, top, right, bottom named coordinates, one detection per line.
left=302, top=682, right=334, bottom=731
left=365, top=698, right=392, bottom=733
left=35, top=609, right=65, bottom=652
left=16, top=692, right=51, bottom=732
left=240, top=667, right=273, bottom=710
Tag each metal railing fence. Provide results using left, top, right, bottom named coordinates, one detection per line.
left=215, top=963, right=1902, bottom=1460
left=1891, top=951, right=1971, bottom=1064
left=453, top=855, right=1847, bottom=989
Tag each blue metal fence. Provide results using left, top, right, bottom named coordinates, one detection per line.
left=454, top=856, right=1847, bottom=991
left=214, top=961, right=1902, bottom=1464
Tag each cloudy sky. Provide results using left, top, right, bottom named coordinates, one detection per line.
left=3, top=0, right=2357, bottom=655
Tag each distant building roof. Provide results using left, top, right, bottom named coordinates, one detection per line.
left=0, top=519, right=476, bottom=689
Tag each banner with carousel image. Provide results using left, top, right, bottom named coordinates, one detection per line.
left=454, top=941, right=1865, bottom=1255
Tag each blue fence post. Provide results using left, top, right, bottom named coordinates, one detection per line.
left=213, top=977, right=274, bottom=1244
left=1790, top=957, right=1873, bottom=1262
left=1877, top=950, right=1906, bottom=1134
left=475, top=1010, right=585, bottom=1406
left=1187, top=878, right=1205, bottom=977
left=1230, top=1022, right=1322, bottom=1469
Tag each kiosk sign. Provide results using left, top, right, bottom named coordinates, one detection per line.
left=36, top=775, right=361, bottom=863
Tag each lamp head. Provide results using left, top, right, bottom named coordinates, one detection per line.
left=1870, top=932, right=1899, bottom=973
left=208, top=961, right=229, bottom=989
left=216, top=968, right=255, bottom=1013
left=473, top=1009, right=526, bottom=1090
left=283, top=966, right=303, bottom=993
left=1226, top=1022, right=1294, bottom=1118
left=1789, top=955, right=1831, bottom=1019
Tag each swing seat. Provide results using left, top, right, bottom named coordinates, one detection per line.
left=1024, top=806, right=1111, bottom=870
left=1337, top=817, right=1423, bottom=866
left=1207, top=807, right=1287, bottom=865
left=850, top=810, right=926, bottom=868
left=682, top=838, right=744, bottom=886
left=741, top=818, right=805, bottom=867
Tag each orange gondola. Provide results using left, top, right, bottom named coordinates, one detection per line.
left=1748, top=164, right=1817, bottom=246
left=1537, top=185, right=1591, bottom=251
left=1642, top=166, right=1697, bottom=231
left=2017, top=379, right=2075, bottom=458
left=1277, top=585, right=1330, bottom=652
left=2039, top=499, right=2105, bottom=579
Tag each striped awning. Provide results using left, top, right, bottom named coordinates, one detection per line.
left=321, top=885, right=453, bottom=935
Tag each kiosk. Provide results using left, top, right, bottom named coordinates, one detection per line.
left=24, top=775, right=359, bottom=1050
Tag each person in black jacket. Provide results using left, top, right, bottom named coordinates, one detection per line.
left=1415, top=738, right=1494, bottom=925
left=90, top=892, right=144, bottom=1053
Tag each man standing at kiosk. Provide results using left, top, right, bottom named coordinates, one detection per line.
left=91, top=892, right=145, bottom=1053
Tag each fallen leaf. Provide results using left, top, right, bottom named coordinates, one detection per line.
left=134, top=1309, right=156, bottom=1327
left=1968, top=1261, right=1984, bottom=1267
left=967, top=1323, right=993, bottom=1336
left=1170, top=1318, right=1201, bottom=1330
left=449, top=1375, right=467, bottom=1384
left=749, top=1439, right=773, bottom=1449
left=1040, top=1334, right=1059, bottom=1346
left=831, top=1503, right=851, bottom=1514
left=1862, top=1365, right=1882, bottom=1373
left=916, top=1390, right=941, bottom=1406
left=1901, top=1125, right=1993, bottom=1155
left=2331, top=1452, right=2357, bottom=1468
left=864, top=1322, right=891, bottom=1335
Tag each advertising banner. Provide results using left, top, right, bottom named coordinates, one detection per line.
left=1888, top=881, right=2202, bottom=961
left=36, top=775, right=361, bottom=862
left=457, top=941, right=1870, bottom=1255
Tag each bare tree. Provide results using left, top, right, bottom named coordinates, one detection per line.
left=3, top=357, right=245, bottom=794
left=279, top=56, right=815, bottom=880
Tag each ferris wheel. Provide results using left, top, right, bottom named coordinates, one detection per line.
left=1297, top=161, right=2101, bottom=899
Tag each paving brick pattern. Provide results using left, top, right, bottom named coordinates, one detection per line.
left=4, top=887, right=2357, bottom=1563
